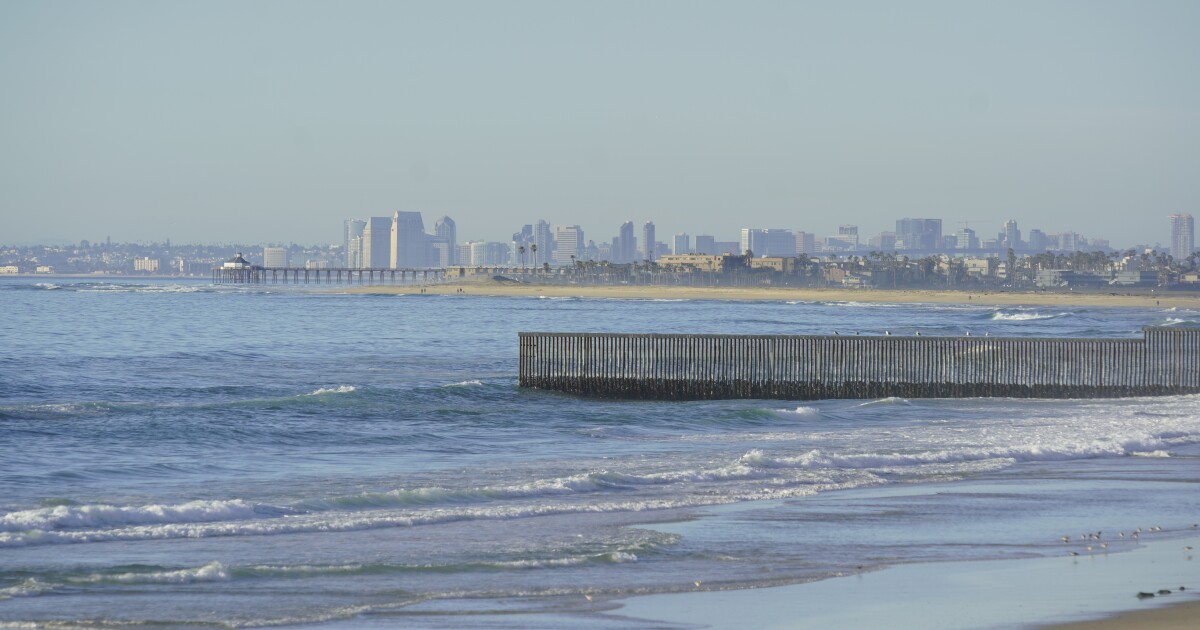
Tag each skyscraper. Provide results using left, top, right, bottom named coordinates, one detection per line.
left=391, top=211, right=431, bottom=268
left=362, top=217, right=392, bottom=268
left=434, top=216, right=457, bottom=266
left=553, top=225, right=584, bottom=266
left=533, top=220, right=554, bottom=267
left=673, top=233, right=691, bottom=255
left=343, top=219, right=365, bottom=267
left=1171, top=214, right=1195, bottom=260
left=837, top=225, right=859, bottom=251
left=895, top=218, right=943, bottom=251
left=1003, top=220, right=1022, bottom=250
left=642, top=221, right=656, bottom=262
left=694, top=235, right=716, bottom=255
left=616, top=221, right=636, bottom=263
left=741, top=229, right=796, bottom=257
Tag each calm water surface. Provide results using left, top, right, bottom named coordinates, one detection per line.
left=1, top=278, right=1198, bottom=628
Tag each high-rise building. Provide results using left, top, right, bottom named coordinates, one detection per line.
left=343, top=219, right=365, bottom=267
left=615, top=221, right=636, bottom=263
left=837, top=225, right=859, bottom=251
left=1171, top=214, right=1195, bottom=260
left=511, top=225, right=534, bottom=266
left=262, top=247, right=288, bottom=268
left=1027, top=229, right=1048, bottom=252
left=362, top=217, right=392, bottom=268
left=1003, top=220, right=1022, bottom=250
left=642, top=221, right=656, bottom=262
left=895, top=218, right=942, bottom=251
left=434, top=216, right=457, bottom=266
left=693, top=235, right=716, bottom=255
left=552, top=225, right=584, bottom=266
left=533, top=220, right=554, bottom=267
left=956, top=228, right=979, bottom=250
left=741, top=229, right=796, bottom=257
left=672, top=233, right=691, bottom=255
left=795, top=231, right=817, bottom=255
left=347, top=236, right=363, bottom=269
left=391, top=211, right=431, bottom=268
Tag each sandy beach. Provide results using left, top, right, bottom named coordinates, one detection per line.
left=341, top=278, right=1200, bottom=309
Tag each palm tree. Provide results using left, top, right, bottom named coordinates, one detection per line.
left=530, top=244, right=538, bottom=271
left=518, top=245, right=526, bottom=269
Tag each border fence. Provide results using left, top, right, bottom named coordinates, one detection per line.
left=518, top=328, right=1200, bottom=400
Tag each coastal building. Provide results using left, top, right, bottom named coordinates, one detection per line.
left=361, top=217, right=392, bottom=268
left=533, top=220, right=554, bottom=267
left=657, top=254, right=732, bottom=273
left=673, top=233, right=690, bottom=255
left=740, top=229, right=796, bottom=257
left=614, top=221, right=636, bottom=263
left=1027, top=229, right=1049, bottom=252
left=694, top=234, right=716, bottom=255
left=343, top=219, right=365, bottom=267
left=552, top=225, right=584, bottom=266
left=642, top=221, right=656, bottom=262
left=391, top=211, right=431, bottom=268
left=434, top=216, right=457, bottom=266
left=1003, top=220, right=1022, bottom=250
left=262, top=247, right=288, bottom=268
left=956, top=228, right=979, bottom=250
left=133, top=257, right=161, bottom=273
left=1171, top=213, right=1194, bottom=260
left=895, top=218, right=942, bottom=251
left=795, top=231, right=817, bottom=255
left=868, top=231, right=896, bottom=252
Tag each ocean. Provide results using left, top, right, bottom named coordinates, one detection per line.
left=1, top=278, right=1198, bottom=628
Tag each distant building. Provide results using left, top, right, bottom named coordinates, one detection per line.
left=553, top=225, right=584, bottom=266
left=714, top=241, right=740, bottom=255
left=642, top=221, right=656, bottom=262
left=955, top=228, right=979, bottom=250
left=795, top=231, right=817, bottom=255
left=1027, top=229, right=1049, bottom=252
left=614, top=221, right=637, bottom=263
left=434, top=216, right=457, bottom=266
left=343, top=219, right=365, bottom=267
left=658, top=254, right=733, bottom=273
left=347, top=236, right=363, bottom=269
left=1003, top=220, right=1022, bottom=250
left=134, top=257, right=161, bottom=272
left=1171, top=213, right=1195, bottom=260
left=895, top=218, right=942, bottom=251
left=868, top=231, right=896, bottom=251
left=533, top=220, right=554, bottom=267
left=362, top=217, right=392, bottom=268
left=837, top=225, right=859, bottom=251
left=262, top=247, right=288, bottom=268
left=391, top=211, right=431, bottom=268
left=673, top=233, right=691, bottom=255
left=462, top=241, right=510, bottom=266
left=740, top=229, right=796, bottom=257
left=694, top=234, right=716, bottom=255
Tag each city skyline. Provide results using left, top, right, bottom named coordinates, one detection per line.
left=2, top=2, right=1198, bottom=246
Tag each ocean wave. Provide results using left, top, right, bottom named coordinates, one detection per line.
left=305, top=385, right=357, bottom=396
left=856, top=397, right=911, bottom=407
left=1131, top=450, right=1171, bottom=458
left=442, top=380, right=483, bottom=388
left=0, top=499, right=270, bottom=532
left=79, top=561, right=230, bottom=585
left=776, top=406, right=820, bottom=417
left=990, top=310, right=1068, bottom=321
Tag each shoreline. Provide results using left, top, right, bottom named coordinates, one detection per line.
left=340, top=279, right=1200, bottom=309
left=614, top=532, right=1200, bottom=629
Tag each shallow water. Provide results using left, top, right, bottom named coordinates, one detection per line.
left=1, top=277, right=1197, bottom=627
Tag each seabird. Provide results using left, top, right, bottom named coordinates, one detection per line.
left=915, top=331, right=921, bottom=336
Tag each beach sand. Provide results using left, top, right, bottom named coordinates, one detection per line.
left=341, top=278, right=1200, bottom=309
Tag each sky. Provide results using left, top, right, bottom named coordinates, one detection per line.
left=1, top=0, right=1197, bottom=248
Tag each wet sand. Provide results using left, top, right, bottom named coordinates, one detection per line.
left=342, top=279, right=1200, bottom=309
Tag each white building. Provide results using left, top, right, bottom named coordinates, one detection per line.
left=262, top=247, right=288, bottom=268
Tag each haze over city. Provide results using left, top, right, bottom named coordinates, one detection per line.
left=2, top=1, right=1197, bottom=247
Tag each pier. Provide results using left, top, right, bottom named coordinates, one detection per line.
left=212, top=266, right=450, bottom=285
left=518, top=327, right=1200, bottom=400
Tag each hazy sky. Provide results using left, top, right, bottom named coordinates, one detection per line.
left=1, top=1, right=1197, bottom=247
